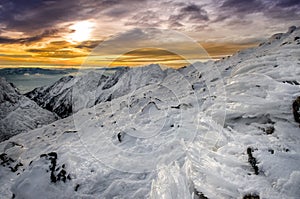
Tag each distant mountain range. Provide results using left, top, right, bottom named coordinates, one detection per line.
left=0, top=68, right=77, bottom=76
left=0, top=67, right=125, bottom=76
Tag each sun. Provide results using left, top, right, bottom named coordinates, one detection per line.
left=67, top=21, right=94, bottom=43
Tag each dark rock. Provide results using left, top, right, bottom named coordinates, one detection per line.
left=9, top=162, right=23, bottom=172
left=283, top=80, right=299, bottom=85
left=105, top=94, right=112, bottom=102
left=243, top=193, right=260, bottom=199
left=57, top=169, right=67, bottom=182
left=171, top=103, right=192, bottom=109
left=39, top=152, right=70, bottom=183
left=292, top=96, right=300, bottom=124
left=48, top=152, right=57, bottom=160
left=75, top=184, right=80, bottom=191
left=194, top=188, right=208, bottom=199
left=117, top=132, right=122, bottom=142
left=171, top=104, right=180, bottom=109
left=63, top=130, right=78, bottom=134
left=288, top=26, right=296, bottom=34
left=0, top=153, right=15, bottom=166
left=1, top=153, right=23, bottom=173
left=265, top=126, right=275, bottom=135
left=40, top=154, right=47, bottom=158
left=247, top=148, right=259, bottom=175
left=268, top=149, right=274, bottom=154
left=210, top=78, right=219, bottom=82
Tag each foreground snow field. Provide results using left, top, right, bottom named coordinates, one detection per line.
left=0, top=27, right=300, bottom=199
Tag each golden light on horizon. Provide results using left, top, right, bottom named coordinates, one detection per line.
left=107, top=48, right=190, bottom=69
left=0, top=38, right=258, bottom=69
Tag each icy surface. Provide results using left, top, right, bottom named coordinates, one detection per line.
left=0, top=27, right=300, bottom=199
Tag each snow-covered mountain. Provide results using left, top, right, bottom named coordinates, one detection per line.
left=0, top=77, right=58, bottom=142
left=26, top=64, right=165, bottom=118
left=0, top=27, right=300, bottom=199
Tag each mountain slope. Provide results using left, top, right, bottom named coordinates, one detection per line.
left=0, top=27, right=300, bottom=199
left=26, top=64, right=166, bottom=118
left=0, top=78, right=58, bottom=142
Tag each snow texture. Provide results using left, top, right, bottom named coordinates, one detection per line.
left=0, top=26, right=300, bottom=199
left=0, top=77, right=58, bottom=142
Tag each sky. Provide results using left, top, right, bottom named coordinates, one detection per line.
left=0, top=0, right=299, bottom=68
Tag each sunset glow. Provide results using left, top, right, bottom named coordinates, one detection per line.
left=0, top=0, right=299, bottom=68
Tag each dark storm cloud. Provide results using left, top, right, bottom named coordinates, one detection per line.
left=275, top=0, right=300, bottom=8
left=214, top=0, right=300, bottom=23
left=0, top=29, right=61, bottom=44
left=0, top=0, right=81, bottom=33
left=169, top=3, right=209, bottom=25
left=125, top=2, right=209, bottom=29
left=265, top=0, right=300, bottom=20
left=220, top=0, right=264, bottom=14
left=0, top=0, right=145, bottom=34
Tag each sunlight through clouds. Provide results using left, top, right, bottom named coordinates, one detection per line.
left=67, top=21, right=95, bottom=43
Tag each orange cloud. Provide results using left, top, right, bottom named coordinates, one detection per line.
left=0, top=38, right=259, bottom=68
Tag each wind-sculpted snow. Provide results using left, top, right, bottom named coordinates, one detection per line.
left=0, top=78, right=58, bottom=142
left=0, top=26, right=300, bottom=198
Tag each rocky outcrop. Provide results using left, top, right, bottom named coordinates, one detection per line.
left=292, top=96, right=300, bottom=125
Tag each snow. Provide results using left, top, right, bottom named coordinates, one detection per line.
left=0, top=77, right=58, bottom=141
left=0, top=26, right=300, bottom=199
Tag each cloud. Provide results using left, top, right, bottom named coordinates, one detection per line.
left=25, top=40, right=87, bottom=58
left=125, top=11, right=163, bottom=27
left=168, top=3, right=209, bottom=27
left=75, top=40, right=102, bottom=50
left=124, top=2, right=210, bottom=30
left=220, top=0, right=264, bottom=14
left=216, top=0, right=300, bottom=21
left=264, top=0, right=300, bottom=20
left=275, top=0, right=300, bottom=8
left=0, top=29, right=61, bottom=44
left=0, top=54, right=32, bottom=58
left=0, top=0, right=145, bottom=36
left=108, top=48, right=189, bottom=68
